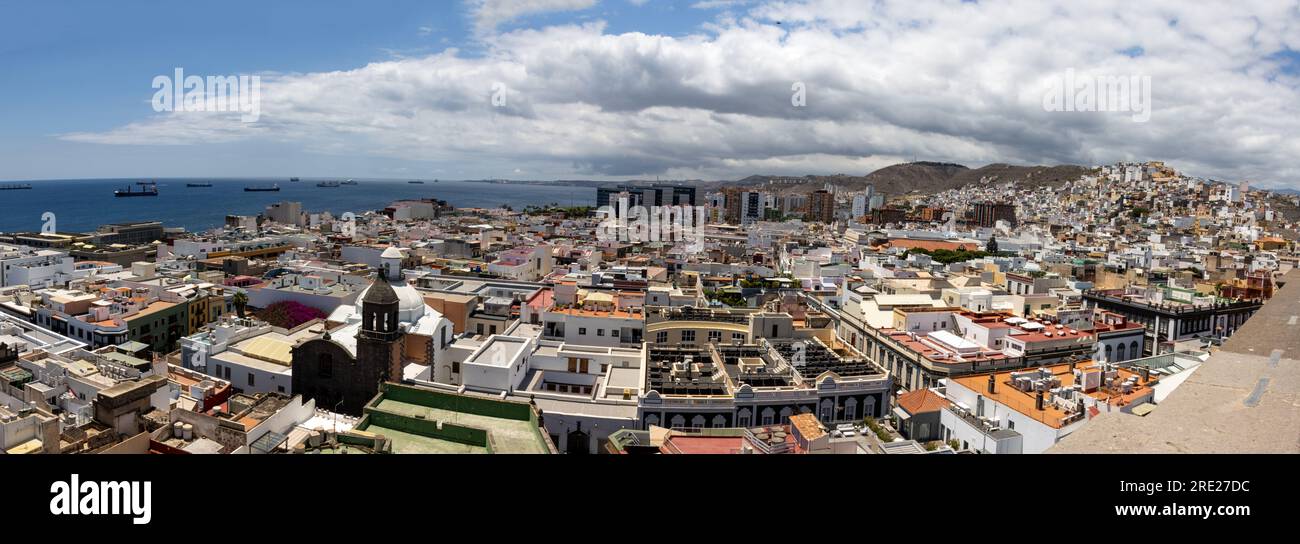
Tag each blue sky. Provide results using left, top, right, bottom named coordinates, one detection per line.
left=0, top=0, right=715, bottom=135
left=2, top=0, right=1298, bottom=187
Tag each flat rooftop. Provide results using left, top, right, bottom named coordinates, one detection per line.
left=357, top=384, right=552, bottom=454
left=467, top=336, right=529, bottom=367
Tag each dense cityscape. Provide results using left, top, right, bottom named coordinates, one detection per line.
left=1, top=160, right=1295, bottom=455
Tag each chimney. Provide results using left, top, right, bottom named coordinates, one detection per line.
left=1035, top=390, right=1044, bottom=411
left=987, top=373, right=996, bottom=394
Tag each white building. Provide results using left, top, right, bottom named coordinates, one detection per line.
left=0, top=244, right=76, bottom=288
left=264, top=201, right=304, bottom=227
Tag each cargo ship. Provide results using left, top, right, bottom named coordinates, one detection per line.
left=187, top=183, right=213, bottom=187
left=341, top=179, right=358, bottom=186
left=244, top=184, right=280, bottom=192
left=115, top=184, right=159, bottom=197
left=0, top=183, right=33, bottom=190
left=290, top=177, right=301, bottom=182
left=317, top=181, right=340, bottom=188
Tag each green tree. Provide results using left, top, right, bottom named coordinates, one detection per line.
left=232, top=291, right=248, bottom=318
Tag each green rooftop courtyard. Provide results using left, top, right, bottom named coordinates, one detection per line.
left=354, top=383, right=555, bottom=454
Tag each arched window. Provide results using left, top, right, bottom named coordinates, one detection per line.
left=1130, top=341, right=1141, bottom=359
left=1117, top=342, right=1127, bottom=361
left=1104, top=344, right=1113, bottom=361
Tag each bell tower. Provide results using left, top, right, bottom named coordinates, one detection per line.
left=358, top=272, right=403, bottom=385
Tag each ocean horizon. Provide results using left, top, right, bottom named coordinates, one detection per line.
left=0, top=178, right=600, bottom=234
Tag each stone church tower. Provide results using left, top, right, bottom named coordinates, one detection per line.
left=356, top=272, right=404, bottom=388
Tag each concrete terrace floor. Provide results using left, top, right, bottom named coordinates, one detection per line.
left=1051, top=269, right=1300, bottom=453
left=373, top=398, right=549, bottom=454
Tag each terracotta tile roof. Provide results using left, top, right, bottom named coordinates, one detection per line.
left=788, top=413, right=826, bottom=441
left=897, top=388, right=951, bottom=415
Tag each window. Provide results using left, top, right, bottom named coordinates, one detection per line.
left=656, top=331, right=668, bottom=344
left=568, top=358, right=578, bottom=372
left=277, top=386, right=285, bottom=393
left=708, top=330, right=722, bottom=343
left=681, top=330, right=696, bottom=342
left=597, top=329, right=605, bottom=336
left=247, top=373, right=255, bottom=387
left=732, top=332, right=744, bottom=342
left=579, top=327, right=587, bottom=335
left=476, top=323, right=484, bottom=335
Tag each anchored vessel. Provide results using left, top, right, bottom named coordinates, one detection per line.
left=115, top=183, right=159, bottom=197
left=244, top=184, right=280, bottom=192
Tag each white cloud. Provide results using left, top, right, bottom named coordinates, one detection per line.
left=468, top=0, right=601, bottom=33
left=61, top=0, right=1300, bottom=187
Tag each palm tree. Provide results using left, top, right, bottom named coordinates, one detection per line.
left=233, top=291, right=248, bottom=318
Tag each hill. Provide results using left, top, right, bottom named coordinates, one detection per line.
left=732, top=161, right=1091, bottom=196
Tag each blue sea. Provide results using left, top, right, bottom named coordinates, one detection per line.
left=0, top=178, right=600, bottom=234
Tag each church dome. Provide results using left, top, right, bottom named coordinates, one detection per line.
left=391, top=280, right=427, bottom=322
left=357, top=276, right=426, bottom=322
